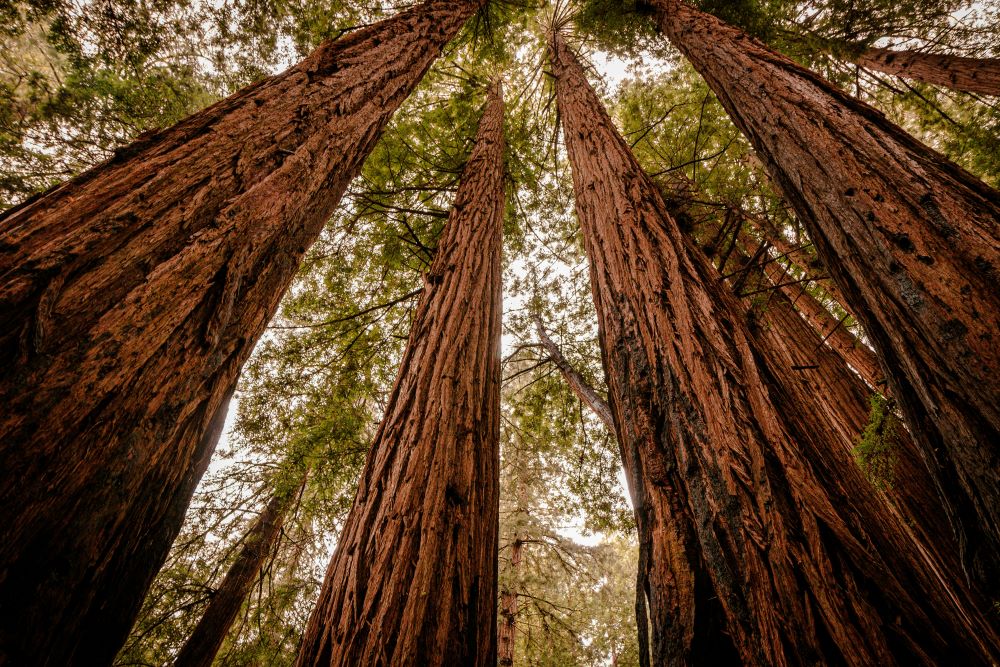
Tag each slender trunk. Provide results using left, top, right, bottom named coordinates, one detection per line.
left=174, top=485, right=297, bottom=667
left=855, top=48, right=1000, bottom=97
left=535, top=318, right=614, bottom=430
left=0, top=2, right=480, bottom=664
left=741, top=212, right=850, bottom=314
left=534, top=319, right=651, bottom=666
left=295, top=84, right=504, bottom=667
left=758, top=259, right=884, bottom=390
left=782, top=30, right=1000, bottom=97
left=552, top=35, right=998, bottom=665
left=654, top=0, right=1000, bottom=595
left=498, top=538, right=522, bottom=666
left=731, top=217, right=884, bottom=389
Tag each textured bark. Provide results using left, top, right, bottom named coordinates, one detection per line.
left=654, top=0, right=1000, bottom=595
left=174, top=488, right=293, bottom=667
left=731, top=218, right=884, bottom=388
left=739, top=247, right=990, bottom=639
left=856, top=48, right=1000, bottom=97
left=294, top=84, right=504, bottom=667
left=0, top=3, right=480, bottom=664
left=497, top=538, right=522, bottom=666
left=759, top=259, right=884, bottom=390
left=552, top=35, right=999, bottom=666
left=749, top=277, right=970, bottom=587
left=677, top=185, right=960, bottom=591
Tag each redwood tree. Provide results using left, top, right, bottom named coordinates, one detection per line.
left=174, top=484, right=298, bottom=667
left=653, top=0, right=1000, bottom=595
left=552, top=34, right=999, bottom=665
left=294, top=83, right=504, bottom=667
left=852, top=48, right=1000, bottom=97
left=0, top=1, right=483, bottom=663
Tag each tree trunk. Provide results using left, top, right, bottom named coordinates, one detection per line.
left=294, top=83, right=504, bottom=667
left=534, top=317, right=652, bottom=666
left=673, top=172, right=988, bottom=624
left=727, top=215, right=884, bottom=388
left=552, top=34, right=999, bottom=666
left=173, top=485, right=296, bottom=667
left=855, top=48, right=1000, bottom=97
left=535, top=318, right=614, bottom=430
left=758, top=258, right=885, bottom=390
left=654, top=0, right=1000, bottom=596
left=744, top=213, right=850, bottom=307
left=0, top=2, right=480, bottom=664
left=497, top=538, right=522, bottom=666
left=747, top=274, right=969, bottom=584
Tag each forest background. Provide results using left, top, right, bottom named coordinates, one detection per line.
left=1, top=0, right=997, bottom=663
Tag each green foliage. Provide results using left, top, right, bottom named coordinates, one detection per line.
left=8, top=0, right=997, bottom=663
left=853, top=394, right=901, bottom=491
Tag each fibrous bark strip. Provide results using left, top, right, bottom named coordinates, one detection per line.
left=0, top=2, right=481, bottom=664
left=654, top=0, right=1000, bottom=595
left=294, top=83, right=504, bottom=667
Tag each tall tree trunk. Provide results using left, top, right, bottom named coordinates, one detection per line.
left=854, top=48, right=1000, bottom=97
left=671, top=172, right=979, bottom=618
left=497, top=538, right=522, bottom=666
left=758, top=258, right=885, bottom=390
left=552, top=34, right=999, bottom=666
left=294, top=83, right=504, bottom=667
left=746, top=273, right=969, bottom=587
left=654, top=0, right=1000, bottom=596
left=174, top=483, right=299, bottom=667
left=0, top=2, right=481, bottom=664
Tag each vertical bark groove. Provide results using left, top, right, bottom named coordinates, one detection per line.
left=0, top=3, right=481, bottom=664
left=552, top=34, right=999, bottom=666
left=653, top=0, right=1000, bottom=595
left=294, top=83, right=504, bottom=667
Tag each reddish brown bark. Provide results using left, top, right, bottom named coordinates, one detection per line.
left=294, top=84, right=504, bottom=667
left=497, top=538, right=522, bottom=666
left=725, top=237, right=970, bottom=604
left=654, top=0, right=1000, bottom=595
left=759, top=259, right=885, bottom=390
left=552, top=35, right=999, bottom=666
left=0, top=3, right=481, bottom=664
left=671, top=185, right=960, bottom=589
left=748, top=276, right=968, bottom=584
left=726, top=218, right=885, bottom=389
left=856, top=48, right=1000, bottom=97
left=174, top=487, right=294, bottom=667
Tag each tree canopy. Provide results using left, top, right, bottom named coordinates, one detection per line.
left=1, top=0, right=997, bottom=663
